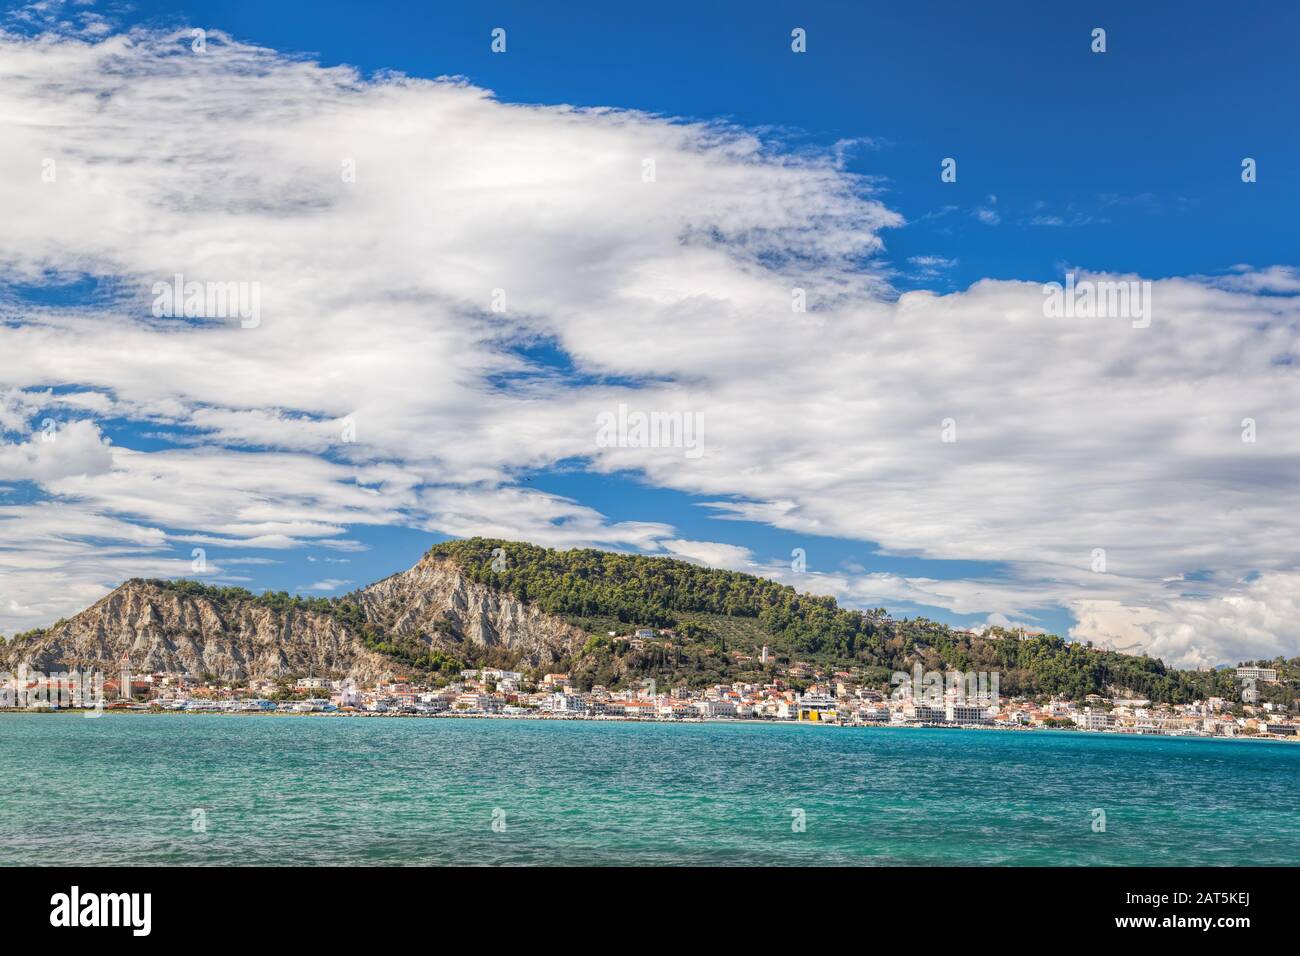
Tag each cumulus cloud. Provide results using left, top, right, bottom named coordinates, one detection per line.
left=661, top=539, right=756, bottom=570
left=1073, top=571, right=1300, bottom=669
left=0, top=26, right=1297, bottom=667
left=0, top=420, right=113, bottom=482
left=0, top=500, right=180, bottom=633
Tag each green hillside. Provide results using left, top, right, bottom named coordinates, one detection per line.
left=28, top=537, right=1291, bottom=705
left=430, top=538, right=1284, bottom=703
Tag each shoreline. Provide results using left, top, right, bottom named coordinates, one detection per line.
left=3, top=706, right=1296, bottom=743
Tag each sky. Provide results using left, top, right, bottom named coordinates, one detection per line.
left=1, top=0, right=1298, bottom=668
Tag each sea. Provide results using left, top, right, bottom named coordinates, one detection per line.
left=2, top=713, right=1296, bottom=866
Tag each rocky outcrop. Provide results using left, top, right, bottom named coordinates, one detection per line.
left=1, top=580, right=395, bottom=682
left=0, top=552, right=587, bottom=681
left=356, top=554, right=586, bottom=667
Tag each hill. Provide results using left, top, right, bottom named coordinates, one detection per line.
left=3, top=536, right=1292, bottom=705
left=424, top=539, right=1255, bottom=703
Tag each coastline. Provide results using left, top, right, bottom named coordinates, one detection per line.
left=4, top=706, right=1296, bottom=743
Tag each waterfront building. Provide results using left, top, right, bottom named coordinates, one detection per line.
left=855, top=705, right=889, bottom=722
left=1074, top=708, right=1115, bottom=731
left=696, top=699, right=737, bottom=718
left=619, top=700, right=656, bottom=718
left=455, top=692, right=502, bottom=713
left=333, top=685, right=362, bottom=708
left=546, top=692, right=586, bottom=714
left=904, top=701, right=946, bottom=724
left=946, top=701, right=992, bottom=724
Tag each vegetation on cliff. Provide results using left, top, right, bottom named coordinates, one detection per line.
left=142, top=579, right=461, bottom=675
left=13, top=540, right=1293, bottom=703
left=426, top=538, right=1271, bottom=703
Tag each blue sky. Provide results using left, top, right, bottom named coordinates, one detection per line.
left=115, top=0, right=1298, bottom=287
left=1, top=0, right=1298, bottom=665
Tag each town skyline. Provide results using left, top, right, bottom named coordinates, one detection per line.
left=3, top=1, right=1299, bottom=676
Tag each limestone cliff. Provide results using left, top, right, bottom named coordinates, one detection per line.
left=356, top=554, right=586, bottom=667
left=0, top=553, right=586, bottom=681
left=0, top=579, right=395, bottom=682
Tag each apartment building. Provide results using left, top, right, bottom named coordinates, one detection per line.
left=946, top=701, right=992, bottom=724
left=1074, top=708, right=1115, bottom=731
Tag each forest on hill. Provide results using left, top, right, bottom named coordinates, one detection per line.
left=10, top=537, right=1290, bottom=704
left=428, top=539, right=1272, bottom=703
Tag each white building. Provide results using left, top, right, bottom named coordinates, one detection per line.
left=1236, top=666, right=1279, bottom=683
left=905, top=702, right=946, bottom=724
left=697, top=699, right=737, bottom=718
left=659, top=699, right=695, bottom=719
left=945, top=701, right=992, bottom=724
left=546, top=692, right=586, bottom=714
left=456, top=692, right=502, bottom=713
left=333, top=685, right=362, bottom=708
left=1074, top=708, right=1115, bottom=731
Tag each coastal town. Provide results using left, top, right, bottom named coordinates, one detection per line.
left=4, top=633, right=1296, bottom=740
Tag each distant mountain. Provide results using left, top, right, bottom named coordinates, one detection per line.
left=1, top=537, right=1286, bottom=704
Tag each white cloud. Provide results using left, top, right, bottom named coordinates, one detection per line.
left=413, top=486, right=674, bottom=552
left=908, top=255, right=957, bottom=269
left=0, top=419, right=113, bottom=482
left=1199, top=265, right=1300, bottom=294
left=1073, top=571, right=1300, bottom=669
left=661, top=539, right=755, bottom=569
left=302, top=578, right=353, bottom=592
left=0, top=27, right=1296, bottom=667
left=0, top=500, right=176, bottom=635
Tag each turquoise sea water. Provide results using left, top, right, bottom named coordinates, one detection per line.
left=2, top=713, right=1297, bottom=866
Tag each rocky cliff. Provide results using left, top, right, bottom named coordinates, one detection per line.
left=0, top=553, right=586, bottom=682
left=0, top=579, right=396, bottom=682
left=356, top=554, right=586, bottom=667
